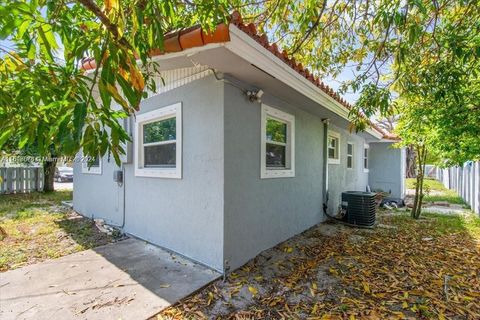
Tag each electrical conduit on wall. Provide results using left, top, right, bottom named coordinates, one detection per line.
left=322, top=119, right=329, bottom=215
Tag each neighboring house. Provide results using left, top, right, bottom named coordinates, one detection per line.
left=73, top=13, right=404, bottom=273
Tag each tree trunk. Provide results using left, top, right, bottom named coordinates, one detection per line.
left=412, top=145, right=427, bottom=219
left=43, top=158, right=57, bottom=192
left=406, top=145, right=416, bottom=178
left=417, top=147, right=428, bottom=218
left=411, top=146, right=421, bottom=218
left=411, top=174, right=420, bottom=218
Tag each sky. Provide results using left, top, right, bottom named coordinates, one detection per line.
left=0, top=39, right=15, bottom=54
left=324, top=68, right=360, bottom=104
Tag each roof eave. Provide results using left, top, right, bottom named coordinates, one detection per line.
left=226, top=25, right=383, bottom=140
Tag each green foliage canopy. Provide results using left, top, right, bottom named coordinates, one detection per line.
left=238, top=0, right=480, bottom=163
left=0, top=0, right=231, bottom=162
left=1, top=0, right=478, bottom=166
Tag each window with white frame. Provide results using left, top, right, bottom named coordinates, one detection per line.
left=135, top=103, right=182, bottom=178
left=347, top=143, right=354, bottom=169
left=327, top=131, right=340, bottom=164
left=363, top=144, right=369, bottom=172
left=82, top=153, right=102, bottom=174
left=261, top=104, right=295, bottom=178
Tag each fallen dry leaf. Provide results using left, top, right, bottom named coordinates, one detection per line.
left=152, top=211, right=480, bottom=319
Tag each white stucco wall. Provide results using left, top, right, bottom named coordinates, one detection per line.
left=326, top=123, right=370, bottom=214
left=74, top=74, right=404, bottom=272
left=222, top=85, right=372, bottom=270
left=74, top=75, right=225, bottom=271
left=368, top=142, right=405, bottom=199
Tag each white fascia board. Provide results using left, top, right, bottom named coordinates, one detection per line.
left=367, top=128, right=384, bottom=140
left=150, top=43, right=224, bottom=63
left=370, top=138, right=399, bottom=143
left=382, top=138, right=399, bottom=142
left=226, top=25, right=383, bottom=140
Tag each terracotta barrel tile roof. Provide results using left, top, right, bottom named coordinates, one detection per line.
left=81, top=11, right=396, bottom=139
left=202, top=23, right=230, bottom=44
left=81, top=23, right=230, bottom=71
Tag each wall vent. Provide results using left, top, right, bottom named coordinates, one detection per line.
left=149, top=65, right=213, bottom=98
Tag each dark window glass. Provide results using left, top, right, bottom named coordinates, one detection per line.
left=347, top=156, right=353, bottom=168
left=329, top=137, right=336, bottom=148
left=144, top=143, right=176, bottom=167
left=364, top=148, right=368, bottom=168
left=328, top=148, right=336, bottom=159
left=347, top=144, right=353, bottom=168
left=266, top=119, right=287, bottom=143
left=91, top=157, right=100, bottom=167
left=143, top=118, right=176, bottom=144
left=347, top=143, right=353, bottom=155
left=364, top=155, right=368, bottom=168
left=328, top=136, right=338, bottom=159
left=266, top=143, right=286, bottom=167
left=85, top=156, right=100, bottom=167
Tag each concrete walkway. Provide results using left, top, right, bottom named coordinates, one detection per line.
left=0, top=239, right=220, bottom=320
left=54, top=181, right=73, bottom=191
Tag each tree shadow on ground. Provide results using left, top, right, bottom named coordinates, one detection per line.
left=55, top=214, right=114, bottom=249
left=155, top=211, right=480, bottom=319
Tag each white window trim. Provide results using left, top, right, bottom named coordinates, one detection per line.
left=327, top=130, right=341, bottom=164
left=363, top=143, right=370, bottom=172
left=81, top=152, right=102, bottom=175
left=347, top=142, right=354, bottom=169
left=134, top=102, right=182, bottom=179
left=261, top=104, right=295, bottom=179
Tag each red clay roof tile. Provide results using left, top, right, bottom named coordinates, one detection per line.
left=179, top=27, right=204, bottom=49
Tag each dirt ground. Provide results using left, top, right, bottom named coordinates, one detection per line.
left=155, top=210, right=480, bottom=319
left=0, top=191, right=115, bottom=271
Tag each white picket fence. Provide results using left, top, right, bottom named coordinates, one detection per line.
left=436, top=161, right=480, bottom=215
left=0, top=167, right=44, bottom=194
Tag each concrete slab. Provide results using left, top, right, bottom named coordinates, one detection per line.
left=0, top=238, right=220, bottom=320
left=54, top=181, right=73, bottom=191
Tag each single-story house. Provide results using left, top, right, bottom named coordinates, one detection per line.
left=73, top=13, right=405, bottom=273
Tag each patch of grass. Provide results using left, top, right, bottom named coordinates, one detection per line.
left=423, top=191, right=466, bottom=205
left=0, top=191, right=72, bottom=218
left=386, top=210, right=480, bottom=237
left=405, top=177, right=446, bottom=191
left=0, top=191, right=112, bottom=271
left=406, top=178, right=466, bottom=205
left=426, top=212, right=480, bottom=236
